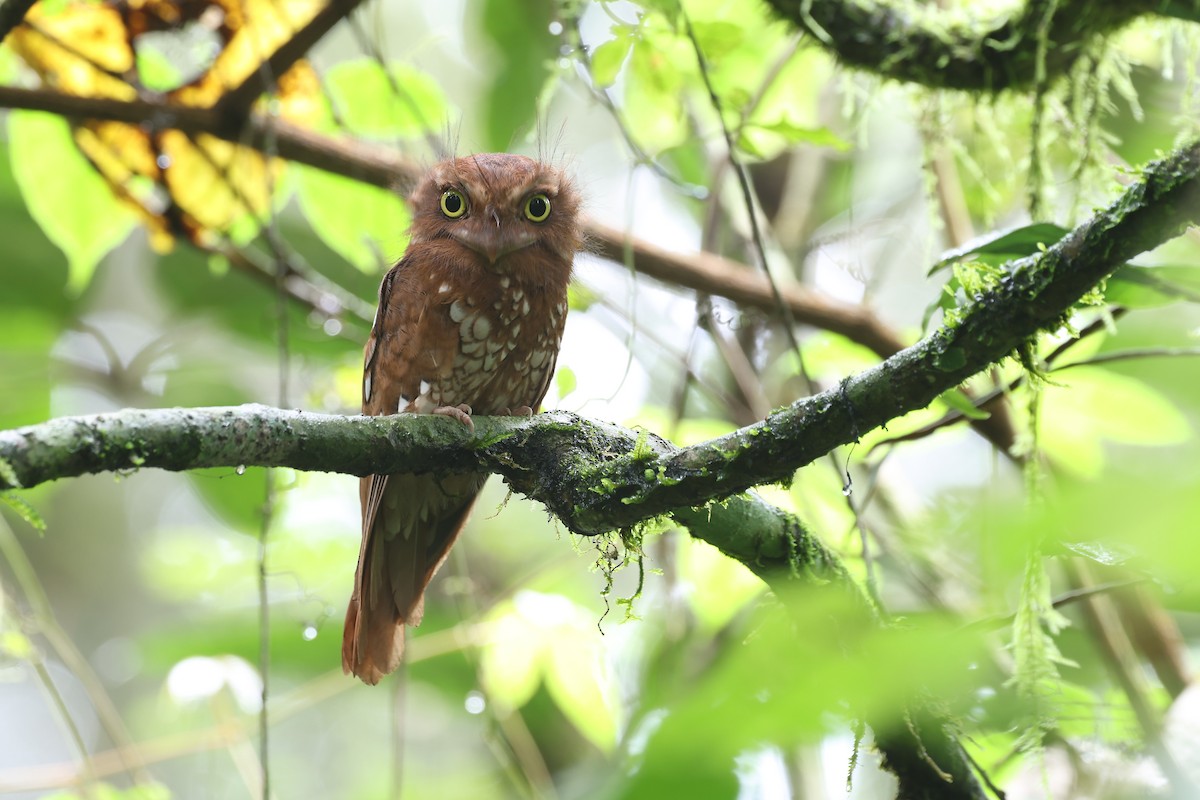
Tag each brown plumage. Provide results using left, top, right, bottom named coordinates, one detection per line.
left=343, top=153, right=582, bottom=684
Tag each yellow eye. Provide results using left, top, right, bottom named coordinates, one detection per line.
left=524, top=193, right=551, bottom=222
left=440, top=189, right=467, bottom=218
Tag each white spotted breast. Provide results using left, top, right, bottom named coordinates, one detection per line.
left=420, top=284, right=567, bottom=415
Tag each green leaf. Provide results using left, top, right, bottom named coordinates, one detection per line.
left=0, top=47, right=19, bottom=85
left=481, top=0, right=557, bottom=150
left=568, top=283, right=598, bottom=312
left=554, top=365, right=577, bottom=399
left=590, top=28, right=635, bottom=88
left=742, top=118, right=849, bottom=150
left=922, top=273, right=963, bottom=330
left=658, top=138, right=712, bottom=189
left=937, top=388, right=991, bottom=420
left=1066, top=370, right=1191, bottom=445
left=929, top=222, right=1070, bottom=276
left=1047, top=476, right=1200, bottom=609
left=34, top=0, right=72, bottom=13
left=1038, top=367, right=1191, bottom=477
left=624, top=21, right=692, bottom=153
left=2, top=492, right=46, bottom=534
left=0, top=155, right=72, bottom=312
left=296, top=166, right=409, bottom=273
left=8, top=111, right=137, bottom=291
left=794, top=332, right=880, bottom=382
left=324, top=60, right=450, bottom=139
left=735, top=131, right=767, bottom=159
left=689, top=20, right=745, bottom=60
left=625, top=586, right=981, bottom=792
left=127, top=783, right=172, bottom=800
left=480, top=590, right=620, bottom=751
left=1105, top=264, right=1200, bottom=308
left=43, top=782, right=171, bottom=800
left=136, top=44, right=185, bottom=92
left=681, top=538, right=764, bottom=634
left=1, top=629, right=35, bottom=660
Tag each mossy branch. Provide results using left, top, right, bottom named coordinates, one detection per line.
left=763, top=0, right=1174, bottom=91
left=0, top=409, right=991, bottom=797
left=4, top=139, right=1200, bottom=531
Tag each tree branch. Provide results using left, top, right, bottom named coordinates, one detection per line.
left=0, top=408, right=988, bottom=797
left=0, top=84, right=906, bottom=360
left=3, top=140, right=1199, bottom=527
left=586, top=219, right=908, bottom=355
left=762, top=0, right=1158, bottom=91
left=213, top=0, right=368, bottom=122
left=0, top=0, right=35, bottom=44
left=0, top=407, right=856, bottom=632
left=2, top=138, right=1200, bottom=525
left=0, top=134, right=1191, bottom=518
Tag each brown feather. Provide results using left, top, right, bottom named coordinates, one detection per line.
left=342, top=153, right=581, bottom=683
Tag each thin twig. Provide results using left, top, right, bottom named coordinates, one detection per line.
left=961, top=744, right=1008, bottom=799
left=1053, top=346, right=1200, bottom=369
left=679, top=5, right=809, bottom=371
left=257, top=474, right=273, bottom=800
left=874, top=339, right=1200, bottom=452
left=964, top=577, right=1150, bottom=632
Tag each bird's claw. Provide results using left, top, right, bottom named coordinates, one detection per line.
left=433, top=404, right=474, bottom=431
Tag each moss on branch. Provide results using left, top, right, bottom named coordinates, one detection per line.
left=763, top=0, right=1165, bottom=91
left=4, top=140, right=1200, bottom=539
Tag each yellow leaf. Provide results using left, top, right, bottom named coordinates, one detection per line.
left=75, top=121, right=161, bottom=182
left=11, top=0, right=321, bottom=249
left=160, top=130, right=278, bottom=238
left=9, top=3, right=135, bottom=98
left=171, top=0, right=324, bottom=107
left=74, top=122, right=174, bottom=250
left=275, top=62, right=324, bottom=125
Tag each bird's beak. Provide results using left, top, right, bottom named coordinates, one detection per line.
left=452, top=209, right=536, bottom=265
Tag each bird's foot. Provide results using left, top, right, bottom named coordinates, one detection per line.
left=433, top=404, right=474, bottom=431
left=499, top=406, right=535, bottom=417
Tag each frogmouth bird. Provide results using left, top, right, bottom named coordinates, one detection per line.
left=343, top=153, right=582, bottom=684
